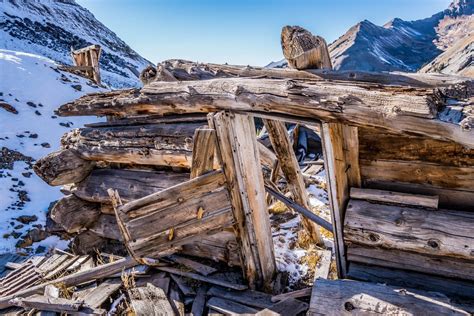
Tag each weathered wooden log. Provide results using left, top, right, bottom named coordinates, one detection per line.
left=180, top=230, right=241, bottom=267
left=73, top=168, right=189, bottom=204
left=360, top=159, right=474, bottom=191
left=363, top=179, right=474, bottom=211
left=50, top=195, right=101, bottom=233
left=9, top=294, right=83, bottom=312
left=129, top=283, right=174, bottom=315
left=350, top=187, right=439, bottom=209
left=264, top=119, right=322, bottom=244
left=33, top=149, right=94, bottom=186
left=190, top=128, right=216, bottom=178
left=154, top=59, right=473, bottom=91
left=358, top=126, right=474, bottom=167
left=61, top=123, right=201, bottom=167
left=347, top=262, right=474, bottom=300
left=344, top=199, right=474, bottom=260
left=56, top=77, right=474, bottom=148
left=281, top=25, right=332, bottom=70
left=308, top=278, right=470, bottom=315
left=347, top=244, right=474, bottom=281
left=212, top=112, right=276, bottom=290
left=89, top=214, right=122, bottom=241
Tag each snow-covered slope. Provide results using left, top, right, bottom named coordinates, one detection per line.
left=1, top=0, right=151, bottom=88
left=0, top=49, right=104, bottom=253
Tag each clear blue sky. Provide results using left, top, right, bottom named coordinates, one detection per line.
left=76, top=0, right=452, bottom=66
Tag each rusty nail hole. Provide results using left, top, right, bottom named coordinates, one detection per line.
left=427, top=240, right=439, bottom=249
left=395, top=218, right=403, bottom=226
left=344, top=302, right=355, bottom=311
left=368, top=233, right=379, bottom=242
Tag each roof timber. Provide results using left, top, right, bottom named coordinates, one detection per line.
left=57, top=76, right=473, bottom=148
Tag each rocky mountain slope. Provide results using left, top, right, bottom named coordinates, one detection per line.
left=268, top=0, right=473, bottom=75
left=1, top=0, right=151, bottom=88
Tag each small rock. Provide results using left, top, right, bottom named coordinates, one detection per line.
left=59, top=122, right=72, bottom=127
left=71, top=84, right=82, bottom=91
left=16, top=215, right=37, bottom=224
left=29, top=133, right=38, bottom=139
left=14, top=224, right=24, bottom=230
left=35, top=246, right=46, bottom=254
left=26, top=228, right=48, bottom=242
left=22, top=172, right=32, bottom=178
left=0, top=102, right=18, bottom=114
left=3, top=233, right=10, bottom=239
left=40, top=142, right=51, bottom=148
left=26, top=101, right=37, bottom=108
left=51, top=115, right=57, bottom=119
left=11, top=231, right=22, bottom=239
left=34, top=110, right=42, bottom=116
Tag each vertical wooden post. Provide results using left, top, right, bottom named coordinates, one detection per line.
left=321, top=122, right=360, bottom=277
left=190, top=128, right=216, bottom=179
left=263, top=119, right=322, bottom=245
left=212, top=111, right=276, bottom=290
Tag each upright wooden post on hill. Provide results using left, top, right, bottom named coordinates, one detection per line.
left=212, top=111, right=276, bottom=290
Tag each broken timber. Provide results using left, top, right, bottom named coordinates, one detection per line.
left=56, top=77, right=474, bottom=148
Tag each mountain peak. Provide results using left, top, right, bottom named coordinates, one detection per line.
left=448, top=0, right=474, bottom=16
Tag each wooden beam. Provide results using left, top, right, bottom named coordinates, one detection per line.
left=263, top=119, right=322, bottom=244
left=56, top=77, right=474, bottom=148
left=33, top=149, right=94, bottom=186
left=212, top=111, right=276, bottom=290
left=320, top=123, right=360, bottom=277
left=350, top=187, right=439, bottom=209
left=344, top=199, right=474, bottom=260
left=190, top=128, right=216, bottom=178
left=50, top=195, right=101, bottom=233
left=308, top=278, right=470, bottom=315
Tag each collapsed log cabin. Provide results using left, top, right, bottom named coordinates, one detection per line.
left=26, top=28, right=474, bottom=314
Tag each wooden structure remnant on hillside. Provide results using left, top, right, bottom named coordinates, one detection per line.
left=3, top=26, right=472, bottom=314
left=59, top=44, right=102, bottom=84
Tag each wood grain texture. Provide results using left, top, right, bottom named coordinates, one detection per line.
left=344, top=199, right=474, bottom=260
left=347, top=244, right=474, bottom=281
left=213, top=112, right=276, bottom=290
left=281, top=25, right=332, bottom=70
left=358, top=126, right=474, bottom=167
left=360, top=159, right=474, bottom=191
left=190, top=128, right=216, bottom=178
left=33, top=149, right=94, bottom=186
left=350, top=187, right=439, bottom=209
left=308, top=278, right=470, bottom=315
left=128, top=283, right=174, bottom=316
left=50, top=195, right=101, bottom=233
left=264, top=119, right=321, bottom=244
left=73, top=168, right=189, bottom=203
left=56, top=77, right=473, bottom=148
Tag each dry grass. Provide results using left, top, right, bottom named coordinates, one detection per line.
left=268, top=200, right=289, bottom=214
left=54, top=282, right=73, bottom=299
left=300, top=246, right=321, bottom=283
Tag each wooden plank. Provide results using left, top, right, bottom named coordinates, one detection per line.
left=358, top=126, right=474, bottom=168
left=271, top=288, right=311, bottom=303
left=350, top=187, right=439, bottom=209
left=82, top=278, right=121, bottom=308
left=167, top=254, right=217, bottom=276
left=212, top=111, right=276, bottom=290
left=9, top=294, right=82, bottom=312
left=89, top=215, right=122, bottom=241
left=56, top=76, right=474, bottom=148
left=73, top=168, right=189, bottom=204
left=0, top=257, right=137, bottom=309
left=207, top=286, right=273, bottom=309
left=360, top=159, right=474, bottom=191
left=157, top=267, right=247, bottom=290
left=256, top=297, right=309, bottom=316
left=363, top=179, right=474, bottom=211
left=206, top=297, right=258, bottom=315
left=321, top=123, right=359, bottom=277
left=169, top=282, right=185, bottom=316
left=344, top=199, right=474, bottom=260
left=347, top=262, right=474, bottom=300
left=308, top=278, right=470, bottom=315
left=169, top=274, right=196, bottom=296
left=264, top=119, right=321, bottom=244
left=129, top=283, right=174, bottom=316
left=347, top=244, right=474, bottom=281
left=191, top=285, right=208, bottom=316
left=190, top=128, right=216, bottom=178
